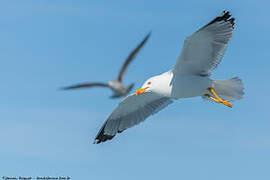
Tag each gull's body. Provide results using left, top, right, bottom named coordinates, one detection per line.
left=62, top=33, right=151, bottom=98
left=108, top=80, right=132, bottom=98
left=94, top=11, right=244, bottom=144
left=145, top=71, right=212, bottom=98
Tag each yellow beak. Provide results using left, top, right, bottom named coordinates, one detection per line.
left=136, top=87, right=149, bottom=95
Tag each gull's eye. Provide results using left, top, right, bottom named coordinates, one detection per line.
left=147, top=82, right=151, bottom=85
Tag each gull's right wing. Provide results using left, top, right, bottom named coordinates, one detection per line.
left=173, top=11, right=235, bottom=76
left=117, top=32, right=151, bottom=82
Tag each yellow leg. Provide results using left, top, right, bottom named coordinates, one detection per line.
left=205, top=88, right=232, bottom=108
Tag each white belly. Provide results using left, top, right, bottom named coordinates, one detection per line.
left=170, top=75, right=212, bottom=99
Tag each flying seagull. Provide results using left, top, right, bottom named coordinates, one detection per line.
left=61, top=32, right=151, bottom=98
left=94, top=11, right=244, bottom=144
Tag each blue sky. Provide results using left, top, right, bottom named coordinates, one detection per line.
left=0, top=0, right=270, bottom=179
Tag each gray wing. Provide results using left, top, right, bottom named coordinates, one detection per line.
left=61, top=82, right=109, bottom=90
left=173, top=11, right=235, bottom=76
left=94, top=92, right=173, bottom=144
left=117, top=32, right=151, bottom=82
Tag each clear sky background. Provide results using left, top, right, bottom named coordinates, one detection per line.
left=0, top=0, right=269, bottom=179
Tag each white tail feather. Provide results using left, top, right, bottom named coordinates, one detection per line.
left=211, top=77, right=244, bottom=101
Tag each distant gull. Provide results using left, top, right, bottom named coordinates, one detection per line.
left=61, top=32, right=151, bottom=98
left=94, top=11, right=244, bottom=144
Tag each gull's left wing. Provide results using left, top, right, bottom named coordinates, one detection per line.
left=61, top=82, right=109, bottom=90
left=117, top=32, right=151, bottom=82
left=94, top=92, right=173, bottom=144
left=173, top=11, right=235, bottom=76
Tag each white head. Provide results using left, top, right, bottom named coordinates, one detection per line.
left=135, top=71, right=173, bottom=96
left=135, top=76, right=158, bottom=95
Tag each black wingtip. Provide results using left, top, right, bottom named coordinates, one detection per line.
left=59, top=87, right=70, bottom=90
left=60, top=86, right=77, bottom=90
left=219, top=10, right=235, bottom=28
left=93, top=134, right=115, bottom=144
left=146, top=31, right=152, bottom=38
left=206, top=10, right=235, bottom=29
left=229, top=17, right=235, bottom=27
left=126, top=83, right=135, bottom=95
left=93, top=122, right=115, bottom=144
left=143, top=31, right=151, bottom=43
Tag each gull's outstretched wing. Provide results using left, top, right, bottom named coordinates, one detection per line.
left=94, top=92, right=173, bottom=144
left=173, top=11, right=235, bottom=76
left=117, top=32, right=151, bottom=82
left=61, top=82, right=109, bottom=90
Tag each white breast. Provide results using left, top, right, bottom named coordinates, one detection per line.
left=147, top=71, right=212, bottom=99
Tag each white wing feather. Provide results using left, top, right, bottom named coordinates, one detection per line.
left=173, top=11, right=235, bottom=76
left=94, top=92, right=173, bottom=144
